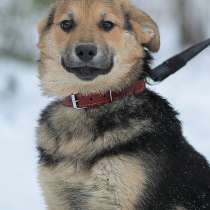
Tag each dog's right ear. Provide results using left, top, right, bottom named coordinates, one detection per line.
left=38, top=7, right=56, bottom=35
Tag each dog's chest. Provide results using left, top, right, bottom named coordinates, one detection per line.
left=39, top=106, right=147, bottom=210
left=40, top=156, right=145, bottom=210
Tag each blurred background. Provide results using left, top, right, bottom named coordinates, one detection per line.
left=0, top=0, right=210, bottom=209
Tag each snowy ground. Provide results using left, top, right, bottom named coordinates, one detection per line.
left=0, top=14, right=210, bottom=210
left=0, top=49, right=210, bottom=210
left=0, top=60, right=48, bottom=210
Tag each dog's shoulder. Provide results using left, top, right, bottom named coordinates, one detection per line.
left=135, top=89, right=182, bottom=136
left=38, top=100, right=60, bottom=125
left=135, top=91, right=210, bottom=210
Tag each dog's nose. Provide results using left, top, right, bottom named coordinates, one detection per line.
left=75, top=44, right=97, bottom=62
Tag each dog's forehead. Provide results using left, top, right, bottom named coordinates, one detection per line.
left=55, top=0, right=123, bottom=19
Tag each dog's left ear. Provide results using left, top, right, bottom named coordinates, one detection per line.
left=37, top=6, right=56, bottom=35
left=122, top=2, right=160, bottom=52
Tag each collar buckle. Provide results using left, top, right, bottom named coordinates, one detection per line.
left=109, top=90, right=113, bottom=102
left=71, top=94, right=85, bottom=110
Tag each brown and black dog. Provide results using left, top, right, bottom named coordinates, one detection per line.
left=37, top=0, right=210, bottom=210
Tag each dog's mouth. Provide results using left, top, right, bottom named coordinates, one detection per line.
left=61, top=58, right=113, bottom=81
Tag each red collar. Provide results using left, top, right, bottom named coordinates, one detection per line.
left=63, top=80, right=145, bottom=109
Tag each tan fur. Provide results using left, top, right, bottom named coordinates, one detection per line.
left=176, top=207, right=188, bottom=210
left=37, top=102, right=153, bottom=161
left=37, top=0, right=160, bottom=97
left=121, top=0, right=160, bottom=52
left=37, top=101, right=151, bottom=210
left=37, top=1, right=159, bottom=209
left=39, top=155, right=146, bottom=210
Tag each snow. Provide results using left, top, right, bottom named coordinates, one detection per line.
left=151, top=25, right=210, bottom=157
left=0, top=60, right=48, bottom=210
left=0, top=1, right=210, bottom=209
left=0, top=48, right=210, bottom=210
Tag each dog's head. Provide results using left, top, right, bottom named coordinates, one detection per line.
left=38, top=0, right=160, bottom=96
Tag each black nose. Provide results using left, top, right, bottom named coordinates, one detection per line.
left=75, top=44, right=97, bottom=62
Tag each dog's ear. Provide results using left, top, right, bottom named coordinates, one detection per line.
left=122, top=1, right=160, bottom=52
left=38, top=7, right=56, bottom=35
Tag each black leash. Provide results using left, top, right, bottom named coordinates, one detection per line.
left=148, top=38, right=210, bottom=82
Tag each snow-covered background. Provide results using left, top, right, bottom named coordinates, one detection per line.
left=0, top=1, right=210, bottom=210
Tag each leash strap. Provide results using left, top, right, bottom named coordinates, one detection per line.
left=149, top=38, right=210, bottom=82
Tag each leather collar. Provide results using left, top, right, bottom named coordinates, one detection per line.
left=63, top=80, right=145, bottom=109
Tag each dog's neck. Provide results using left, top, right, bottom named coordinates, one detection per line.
left=63, top=79, right=146, bottom=109
left=62, top=50, right=152, bottom=110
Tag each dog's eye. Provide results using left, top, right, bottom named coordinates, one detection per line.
left=60, top=20, right=75, bottom=32
left=99, top=20, right=115, bottom=32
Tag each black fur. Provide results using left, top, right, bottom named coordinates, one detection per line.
left=38, top=52, right=210, bottom=209
left=38, top=87, right=210, bottom=209
left=142, top=49, right=154, bottom=79
left=39, top=101, right=67, bottom=143
left=124, top=13, right=133, bottom=31
left=93, top=51, right=152, bottom=136
left=39, top=101, right=60, bottom=125
left=37, top=146, right=65, bottom=167
left=62, top=185, right=96, bottom=209
left=45, top=7, right=56, bottom=31
left=94, top=103, right=131, bottom=135
left=91, top=90, right=210, bottom=210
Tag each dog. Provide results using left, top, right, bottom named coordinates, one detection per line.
left=36, top=0, right=210, bottom=209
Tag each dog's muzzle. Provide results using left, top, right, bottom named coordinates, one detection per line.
left=61, top=43, right=113, bottom=81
